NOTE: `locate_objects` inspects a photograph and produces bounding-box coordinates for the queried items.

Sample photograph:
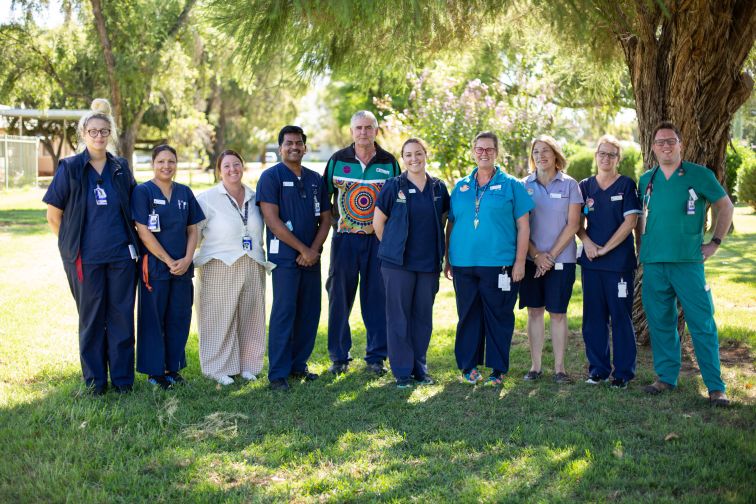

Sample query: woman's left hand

[512,261,525,282]
[170,256,192,276]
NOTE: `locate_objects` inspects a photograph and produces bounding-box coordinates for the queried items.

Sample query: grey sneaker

[523,370,543,381]
[366,362,387,376]
[553,372,571,384]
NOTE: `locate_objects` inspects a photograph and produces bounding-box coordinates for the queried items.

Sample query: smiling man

[637,121,734,406]
[257,125,332,391]
[323,110,401,376]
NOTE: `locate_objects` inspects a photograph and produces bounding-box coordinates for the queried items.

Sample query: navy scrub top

[255,162,331,270]
[131,181,205,279]
[45,160,131,264]
[578,175,641,272]
[376,177,450,273]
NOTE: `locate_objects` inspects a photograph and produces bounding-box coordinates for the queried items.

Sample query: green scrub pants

[641,262,725,392]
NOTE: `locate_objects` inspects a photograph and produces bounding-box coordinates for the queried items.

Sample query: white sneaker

[215,375,234,386]
[241,371,257,381]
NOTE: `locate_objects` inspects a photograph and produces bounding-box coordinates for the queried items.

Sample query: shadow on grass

[2,328,755,502]
[0,209,48,235]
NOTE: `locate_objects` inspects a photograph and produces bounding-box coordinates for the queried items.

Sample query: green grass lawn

[1,184,754,502]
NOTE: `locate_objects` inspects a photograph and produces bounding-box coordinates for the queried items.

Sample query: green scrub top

[638,161,726,263]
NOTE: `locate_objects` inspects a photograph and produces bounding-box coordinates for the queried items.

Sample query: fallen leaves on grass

[664,432,680,442]
[183,411,249,441]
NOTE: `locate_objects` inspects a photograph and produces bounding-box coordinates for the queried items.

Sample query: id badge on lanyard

[94,185,108,206]
[498,268,511,292]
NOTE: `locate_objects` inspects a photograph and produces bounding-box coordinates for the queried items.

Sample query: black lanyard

[225,194,249,226]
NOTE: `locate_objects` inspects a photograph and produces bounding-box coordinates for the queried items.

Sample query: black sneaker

[328,362,348,375]
[290,370,319,381]
[414,375,435,385]
[113,384,133,394]
[610,378,629,389]
[553,372,571,384]
[585,375,609,385]
[396,378,414,389]
[148,375,173,390]
[523,370,543,381]
[165,371,185,385]
[269,379,290,391]
[366,362,387,376]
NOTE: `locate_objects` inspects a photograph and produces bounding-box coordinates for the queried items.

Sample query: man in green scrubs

[638,121,734,406]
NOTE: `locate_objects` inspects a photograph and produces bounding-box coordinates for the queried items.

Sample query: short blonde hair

[595,134,622,160]
[528,135,567,172]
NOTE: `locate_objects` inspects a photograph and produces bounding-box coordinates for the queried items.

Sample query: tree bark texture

[617,0,756,345]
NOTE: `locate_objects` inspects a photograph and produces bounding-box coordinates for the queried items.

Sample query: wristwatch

[711,237,722,245]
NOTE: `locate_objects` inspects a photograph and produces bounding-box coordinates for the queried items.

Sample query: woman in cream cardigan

[195,150,273,385]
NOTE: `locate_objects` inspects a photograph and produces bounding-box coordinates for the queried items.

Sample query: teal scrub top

[638,161,726,263]
[448,167,534,267]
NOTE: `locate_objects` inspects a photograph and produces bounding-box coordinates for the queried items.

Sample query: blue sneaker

[462,369,483,384]
[396,378,414,389]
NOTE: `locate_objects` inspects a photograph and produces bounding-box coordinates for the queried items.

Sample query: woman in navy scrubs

[44,99,140,395]
[373,138,450,388]
[520,136,583,384]
[577,135,641,388]
[131,145,205,389]
[444,132,534,385]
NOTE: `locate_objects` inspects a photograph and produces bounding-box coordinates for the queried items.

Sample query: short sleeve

[42,162,70,210]
[255,170,280,206]
[578,179,588,205]
[512,180,535,219]
[440,182,451,214]
[697,167,727,203]
[130,184,151,225]
[622,178,642,215]
[186,187,205,225]
[375,179,395,216]
[567,178,584,204]
[318,175,332,212]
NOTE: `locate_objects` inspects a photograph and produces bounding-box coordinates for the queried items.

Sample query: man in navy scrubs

[257,125,332,391]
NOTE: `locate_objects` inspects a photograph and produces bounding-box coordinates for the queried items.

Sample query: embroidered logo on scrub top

[527,188,534,195]
[397,190,406,200]
[460,184,470,192]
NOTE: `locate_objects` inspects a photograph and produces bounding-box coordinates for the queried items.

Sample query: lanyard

[225,194,249,226]
[473,168,497,229]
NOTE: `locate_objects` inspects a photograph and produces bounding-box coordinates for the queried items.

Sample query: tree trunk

[618,0,756,345]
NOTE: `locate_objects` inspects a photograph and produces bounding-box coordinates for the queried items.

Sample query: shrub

[565,145,594,182]
[726,141,756,203]
[618,146,643,182]
[737,153,756,211]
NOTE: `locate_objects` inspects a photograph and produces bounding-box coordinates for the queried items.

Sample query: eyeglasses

[295,178,307,199]
[87,128,111,138]
[597,151,619,160]
[653,138,679,147]
[474,147,496,155]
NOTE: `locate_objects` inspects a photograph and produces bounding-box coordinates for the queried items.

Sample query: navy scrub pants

[63,259,137,388]
[581,269,637,381]
[452,266,519,373]
[136,276,193,376]
[381,266,439,380]
[268,266,322,381]
[326,233,387,365]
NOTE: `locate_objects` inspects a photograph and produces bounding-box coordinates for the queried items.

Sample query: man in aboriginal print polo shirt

[323,110,401,376]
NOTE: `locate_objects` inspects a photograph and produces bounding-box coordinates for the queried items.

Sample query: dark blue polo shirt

[376,177,450,273]
[578,175,641,272]
[131,181,205,279]
[46,160,131,264]
[255,162,331,269]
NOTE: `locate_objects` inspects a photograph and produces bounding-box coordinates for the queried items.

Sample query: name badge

[153,198,166,205]
[408,188,416,194]
[618,279,628,298]
[611,195,623,201]
[376,168,390,175]
[128,244,138,260]
[549,193,563,199]
[687,198,695,215]
[94,186,108,206]
[490,184,501,190]
[147,213,161,232]
[283,181,294,187]
[314,201,321,217]
[242,235,252,251]
[498,272,511,292]
[555,262,564,270]
[269,238,280,254]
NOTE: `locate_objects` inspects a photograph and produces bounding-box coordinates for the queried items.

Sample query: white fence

[0,135,39,190]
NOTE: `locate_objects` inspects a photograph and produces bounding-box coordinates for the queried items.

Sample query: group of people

[44,100,734,406]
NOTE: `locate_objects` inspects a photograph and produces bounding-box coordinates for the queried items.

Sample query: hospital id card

[242,235,252,251]
[498,272,511,292]
[618,280,628,298]
[94,186,108,206]
[555,262,564,271]
[269,238,279,254]
[147,213,161,232]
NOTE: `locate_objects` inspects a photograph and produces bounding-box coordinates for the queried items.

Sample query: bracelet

[533,252,540,260]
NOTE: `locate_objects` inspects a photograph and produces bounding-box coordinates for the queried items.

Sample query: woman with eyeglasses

[131,144,205,389]
[43,99,140,395]
[373,138,450,389]
[520,135,583,385]
[577,135,642,389]
[444,132,534,386]
[194,150,273,386]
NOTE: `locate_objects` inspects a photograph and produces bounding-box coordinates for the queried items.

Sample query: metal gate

[0,135,39,190]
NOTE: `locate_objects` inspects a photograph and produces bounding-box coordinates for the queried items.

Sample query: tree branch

[89,0,122,122]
